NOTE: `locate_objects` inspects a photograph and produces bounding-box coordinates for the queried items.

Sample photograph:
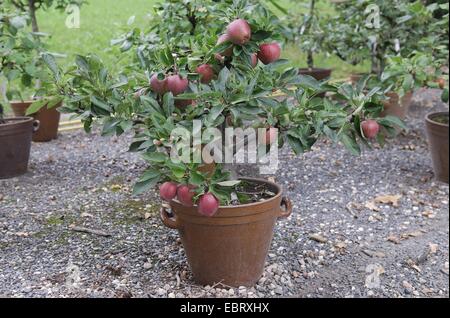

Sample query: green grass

[37,0,158,66]
[2,0,369,115]
[36,0,368,78]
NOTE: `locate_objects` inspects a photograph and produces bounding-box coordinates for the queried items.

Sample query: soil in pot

[0,117,37,179]
[10,101,61,142]
[425,112,449,183]
[381,91,413,119]
[160,178,292,287]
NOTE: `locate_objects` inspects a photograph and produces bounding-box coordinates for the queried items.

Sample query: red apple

[261,127,278,145]
[196,64,215,84]
[177,185,196,207]
[198,193,220,217]
[159,182,178,201]
[217,34,233,57]
[251,53,258,68]
[257,43,281,65]
[166,74,189,96]
[226,19,251,45]
[361,120,380,139]
[436,78,446,89]
[150,74,168,95]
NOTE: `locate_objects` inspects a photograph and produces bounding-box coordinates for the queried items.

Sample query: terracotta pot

[349,73,369,85]
[0,117,39,179]
[10,101,61,142]
[298,68,333,81]
[160,178,293,287]
[425,112,449,183]
[381,91,413,119]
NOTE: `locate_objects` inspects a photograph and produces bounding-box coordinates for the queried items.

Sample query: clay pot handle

[279,197,293,218]
[160,206,179,229]
[32,120,40,132]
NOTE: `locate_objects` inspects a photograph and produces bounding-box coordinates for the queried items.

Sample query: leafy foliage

[381,52,448,101]
[35,0,406,204]
[283,0,328,69]
[0,6,48,100]
[327,0,443,75]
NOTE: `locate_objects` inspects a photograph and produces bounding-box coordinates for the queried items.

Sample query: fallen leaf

[429,243,438,254]
[144,212,152,220]
[365,200,380,212]
[14,232,30,237]
[374,194,402,207]
[110,184,122,192]
[422,210,435,218]
[334,241,347,250]
[362,249,386,258]
[401,231,423,239]
[309,234,328,244]
[387,235,400,244]
[406,259,421,272]
[81,212,93,218]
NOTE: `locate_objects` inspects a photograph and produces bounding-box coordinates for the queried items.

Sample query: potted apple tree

[39,1,405,287]
[0,8,40,179]
[285,0,332,81]
[5,0,84,142]
[328,0,442,118]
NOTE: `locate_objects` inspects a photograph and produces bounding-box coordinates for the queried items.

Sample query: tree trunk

[28,0,39,32]
[307,50,314,70]
[306,0,316,69]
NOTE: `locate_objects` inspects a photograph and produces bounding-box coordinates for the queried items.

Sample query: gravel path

[0,89,448,298]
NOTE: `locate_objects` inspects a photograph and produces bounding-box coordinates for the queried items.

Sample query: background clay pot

[381,91,413,119]
[349,73,369,85]
[0,117,39,179]
[10,101,61,142]
[298,68,332,81]
[160,178,293,287]
[425,112,449,183]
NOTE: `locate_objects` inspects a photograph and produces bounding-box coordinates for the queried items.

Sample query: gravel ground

[0,89,448,298]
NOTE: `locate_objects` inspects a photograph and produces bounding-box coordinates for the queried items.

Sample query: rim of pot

[0,117,34,126]
[426,111,449,128]
[172,177,282,209]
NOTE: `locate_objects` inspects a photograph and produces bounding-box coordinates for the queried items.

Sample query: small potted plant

[328,0,440,81]
[379,52,447,118]
[0,103,39,179]
[5,0,84,142]
[285,0,332,81]
[41,1,404,287]
[0,7,42,178]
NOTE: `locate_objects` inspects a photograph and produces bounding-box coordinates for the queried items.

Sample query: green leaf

[26,100,47,116]
[286,135,304,155]
[142,152,167,163]
[91,96,112,113]
[42,53,61,80]
[216,180,241,187]
[378,115,407,130]
[163,92,175,117]
[189,170,205,186]
[340,133,361,155]
[133,174,161,195]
